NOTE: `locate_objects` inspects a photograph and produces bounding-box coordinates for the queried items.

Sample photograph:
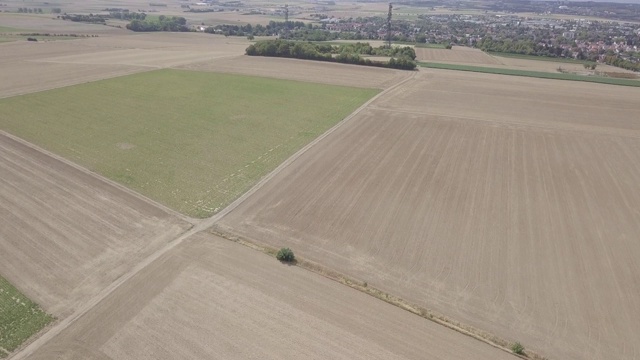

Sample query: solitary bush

[276,247,295,262]
[511,342,525,355]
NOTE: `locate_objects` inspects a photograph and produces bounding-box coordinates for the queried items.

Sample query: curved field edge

[0,69,379,218]
[209,228,539,360]
[0,277,53,358]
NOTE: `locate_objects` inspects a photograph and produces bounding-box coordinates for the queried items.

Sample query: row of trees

[109,11,146,21]
[245,40,416,70]
[17,8,44,13]
[60,14,106,24]
[126,16,188,32]
[602,54,640,72]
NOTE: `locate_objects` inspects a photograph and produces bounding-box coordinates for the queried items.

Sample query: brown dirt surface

[492,55,639,76]
[0,132,191,319]
[0,33,249,99]
[178,55,411,89]
[416,46,502,65]
[217,69,640,360]
[26,233,515,360]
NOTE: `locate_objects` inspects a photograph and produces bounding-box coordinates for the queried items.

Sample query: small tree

[511,342,525,355]
[276,248,295,262]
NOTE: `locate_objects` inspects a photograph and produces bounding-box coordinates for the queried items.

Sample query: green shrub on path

[276,248,295,262]
[511,342,525,355]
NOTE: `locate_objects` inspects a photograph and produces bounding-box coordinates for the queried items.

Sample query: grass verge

[209,227,547,360]
[0,69,378,218]
[0,277,53,358]
[419,61,640,87]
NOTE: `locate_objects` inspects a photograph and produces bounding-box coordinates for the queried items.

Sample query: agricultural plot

[25,233,515,360]
[0,33,249,99]
[217,69,640,360]
[179,55,410,89]
[0,69,378,217]
[0,277,52,358]
[415,46,501,65]
[0,132,190,321]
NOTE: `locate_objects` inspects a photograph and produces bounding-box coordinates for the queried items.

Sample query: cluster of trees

[245,40,416,70]
[17,8,44,13]
[333,42,416,60]
[109,11,146,20]
[126,16,188,32]
[602,54,640,72]
[60,14,106,24]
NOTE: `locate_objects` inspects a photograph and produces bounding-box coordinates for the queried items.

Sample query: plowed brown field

[218,69,640,360]
[0,132,190,319]
[0,33,249,98]
[26,233,515,360]
[179,55,410,89]
[415,46,502,65]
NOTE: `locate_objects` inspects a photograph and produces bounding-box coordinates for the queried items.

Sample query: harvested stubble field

[218,69,640,360]
[0,69,378,217]
[415,46,502,65]
[25,233,515,360]
[0,277,52,358]
[0,33,249,99]
[0,132,190,321]
[179,55,411,89]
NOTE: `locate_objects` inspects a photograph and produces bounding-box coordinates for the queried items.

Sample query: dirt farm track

[218,70,640,360]
[1,29,640,360]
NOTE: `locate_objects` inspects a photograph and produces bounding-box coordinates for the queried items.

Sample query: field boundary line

[5,68,410,360]
[0,67,152,100]
[207,70,416,223]
[209,228,547,360]
[0,131,197,225]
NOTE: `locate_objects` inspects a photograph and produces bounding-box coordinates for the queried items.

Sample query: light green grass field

[0,277,53,358]
[0,69,378,218]
[419,61,640,87]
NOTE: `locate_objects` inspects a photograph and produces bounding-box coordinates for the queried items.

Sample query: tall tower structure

[387,3,393,48]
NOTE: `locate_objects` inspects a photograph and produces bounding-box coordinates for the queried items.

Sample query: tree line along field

[0,69,378,218]
[0,277,52,358]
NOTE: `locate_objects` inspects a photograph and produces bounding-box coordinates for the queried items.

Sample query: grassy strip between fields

[419,61,640,87]
[0,277,53,358]
[209,227,545,360]
[0,69,378,218]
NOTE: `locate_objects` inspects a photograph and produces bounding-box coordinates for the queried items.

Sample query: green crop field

[418,61,640,87]
[0,277,53,358]
[0,69,378,218]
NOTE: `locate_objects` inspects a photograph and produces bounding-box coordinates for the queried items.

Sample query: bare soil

[0,132,190,319]
[0,33,249,98]
[178,55,411,89]
[218,69,640,360]
[26,233,515,360]
[416,46,502,65]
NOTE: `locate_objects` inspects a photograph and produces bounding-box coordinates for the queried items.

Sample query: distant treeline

[246,40,417,70]
[206,21,366,41]
[60,14,107,24]
[602,55,640,72]
[127,16,188,32]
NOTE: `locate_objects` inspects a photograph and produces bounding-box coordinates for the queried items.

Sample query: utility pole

[387,3,393,48]
[284,4,289,39]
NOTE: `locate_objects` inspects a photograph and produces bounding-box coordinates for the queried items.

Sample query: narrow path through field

[8,70,416,360]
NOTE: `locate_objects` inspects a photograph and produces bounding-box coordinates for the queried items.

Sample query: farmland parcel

[0,69,378,217]
[0,277,52,358]
[218,69,640,360]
